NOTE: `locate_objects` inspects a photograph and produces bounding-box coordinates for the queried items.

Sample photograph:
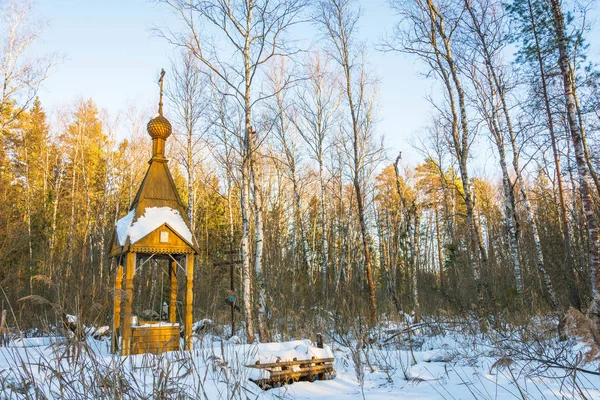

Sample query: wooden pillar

[121,252,135,356]
[184,253,194,350]
[169,259,177,323]
[111,263,123,353]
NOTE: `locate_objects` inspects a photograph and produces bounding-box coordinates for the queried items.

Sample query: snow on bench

[245,339,335,390]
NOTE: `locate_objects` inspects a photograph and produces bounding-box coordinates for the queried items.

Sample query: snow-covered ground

[0,320,598,399]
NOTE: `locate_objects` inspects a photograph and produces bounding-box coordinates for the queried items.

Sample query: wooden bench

[246,356,336,390]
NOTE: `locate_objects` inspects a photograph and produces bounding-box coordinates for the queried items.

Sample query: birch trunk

[249,130,268,341]
[435,203,444,287]
[524,0,579,307]
[319,157,328,298]
[240,160,254,342]
[411,213,421,323]
[549,0,600,328]
[425,0,484,310]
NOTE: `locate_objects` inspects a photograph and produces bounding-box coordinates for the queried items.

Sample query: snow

[248,340,333,365]
[93,326,109,335]
[115,210,135,246]
[0,321,598,399]
[115,207,193,246]
[8,337,66,347]
[136,322,178,328]
[192,318,213,333]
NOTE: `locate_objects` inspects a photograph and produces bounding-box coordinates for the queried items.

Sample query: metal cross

[158,68,166,115]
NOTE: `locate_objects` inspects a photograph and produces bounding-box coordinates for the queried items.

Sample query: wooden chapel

[109,70,199,355]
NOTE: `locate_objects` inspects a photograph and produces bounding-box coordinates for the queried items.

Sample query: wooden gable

[129,223,195,254]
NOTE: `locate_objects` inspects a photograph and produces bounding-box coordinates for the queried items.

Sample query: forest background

[1,0,600,342]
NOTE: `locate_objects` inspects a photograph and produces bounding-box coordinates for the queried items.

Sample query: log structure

[109,70,199,355]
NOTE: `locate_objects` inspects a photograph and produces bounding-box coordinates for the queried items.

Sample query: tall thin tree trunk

[394,156,420,322]
[343,57,376,326]
[187,121,195,233]
[249,130,268,342]
[523,0,580,309]
[549,0,600,330]
[292,176,312,283]
[68,145,78,285]
[319,157,328,299]
[240,158,254,342]
[435,203,444,288]
[571,67,600,197]
[411,213,421,323]
[426,1,485,314]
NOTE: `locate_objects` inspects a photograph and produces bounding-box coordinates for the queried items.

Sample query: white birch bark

[549,0,600,327]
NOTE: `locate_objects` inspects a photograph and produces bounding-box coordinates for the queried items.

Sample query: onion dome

[147,68,171,158]
[147,114,172,139]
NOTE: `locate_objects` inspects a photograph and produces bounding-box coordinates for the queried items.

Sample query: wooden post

[185,254,194,350]
[121,252,135,356]
[0,309,7,347]
[316,333,323,349]
[111,263,123,353]
[170,259,177,323]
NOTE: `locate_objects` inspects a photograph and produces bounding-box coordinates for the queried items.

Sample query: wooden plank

[121,252,135,356]
[250,364,336,390]
[131,338,180,355]
[133,326,178,331]
[184,254,193,350]
[270,365,333,378]
[133,326,179,332]
[132,335,179,342]
[246,357,334,369]
[133,340,180,347]
[0,309,6,346]
[132,330,179,335]
[132,330,179,337]
[132,336,179,343]
[111,264,123,353]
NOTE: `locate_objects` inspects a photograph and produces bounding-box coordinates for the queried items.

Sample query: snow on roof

[116,207,193,246]
[116,210,135,246]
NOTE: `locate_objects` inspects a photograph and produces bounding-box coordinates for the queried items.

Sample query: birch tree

[315,0,381,324]
[548,0,600,333]
[267,60,313,285]
[463,0,564,333]
[167,52,211,233]
[293,51,340,298]
[158,0,306,342]
[0,0,56,126]
[394,155,421,322]
[387,0,486,315]
[506,0,582,309]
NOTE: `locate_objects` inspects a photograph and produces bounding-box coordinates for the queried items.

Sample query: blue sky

[32,0,430,165]
[30,0,600,172]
